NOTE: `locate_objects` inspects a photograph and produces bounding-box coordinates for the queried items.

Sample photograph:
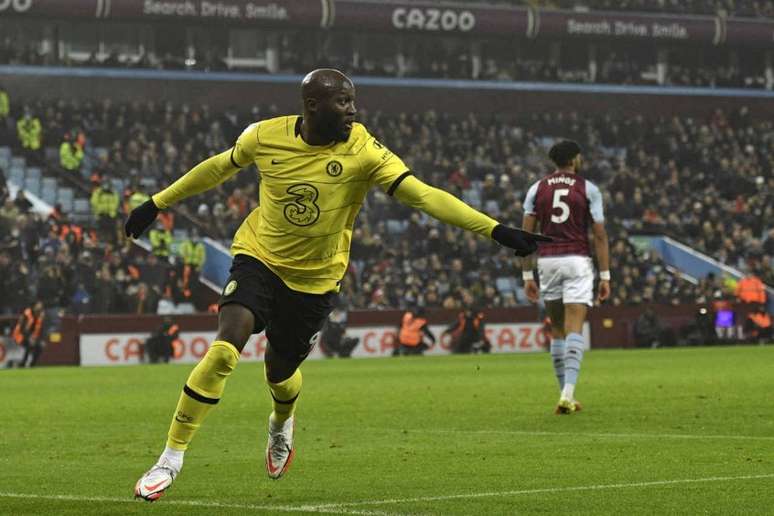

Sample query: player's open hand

[491,224,552,257]
[597,280,610,303]
[524,279,539,304]
[124,198,160,238]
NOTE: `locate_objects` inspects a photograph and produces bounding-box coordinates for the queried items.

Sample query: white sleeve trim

[523,181,540,215]
[586,180,605,223]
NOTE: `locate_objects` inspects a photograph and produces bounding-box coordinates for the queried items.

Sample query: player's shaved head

[300,68,357,144]
[302,69,353,101]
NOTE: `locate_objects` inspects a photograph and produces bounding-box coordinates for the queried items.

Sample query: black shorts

[219,254,337,361]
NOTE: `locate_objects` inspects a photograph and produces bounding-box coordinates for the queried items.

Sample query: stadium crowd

[0,96,772,317]
[1,32,770,90]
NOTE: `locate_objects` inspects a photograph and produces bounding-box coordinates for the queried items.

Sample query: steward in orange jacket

[745,305,772,343]
[736,275,766,304]
[12,300,45,367]
[398,307,436,355]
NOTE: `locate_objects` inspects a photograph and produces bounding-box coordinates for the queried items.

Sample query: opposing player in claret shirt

[125,69,549,501]
[521,140,610,415]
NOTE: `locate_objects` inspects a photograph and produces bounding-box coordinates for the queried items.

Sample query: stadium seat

[176,303,196,314]
[0,146,11,159]
[111,178,125,193]
[41,187,58,205]
[41,177,58,192]
[58,187,75,204]
[24,177,41,196]
[26,167,42,181]
[9,167,25,186]
[44,147,59,164]
[60,197,74,213]
[140,177,158,190]
[495,276,517,294]
[73,198,90,214]
[11,156,26,169]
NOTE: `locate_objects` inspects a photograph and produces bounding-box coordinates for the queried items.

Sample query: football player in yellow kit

[127,69,549,501]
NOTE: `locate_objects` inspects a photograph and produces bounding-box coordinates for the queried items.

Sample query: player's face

[319,83,357,142]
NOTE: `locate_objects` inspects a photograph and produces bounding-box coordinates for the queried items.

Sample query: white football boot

[134,457,178,501]
[265,415,295,479]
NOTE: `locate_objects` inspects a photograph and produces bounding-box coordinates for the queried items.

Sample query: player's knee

[206,341,240,374]
[216,304,255,350]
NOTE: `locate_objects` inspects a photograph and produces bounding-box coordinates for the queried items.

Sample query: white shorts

[538,255,594,306]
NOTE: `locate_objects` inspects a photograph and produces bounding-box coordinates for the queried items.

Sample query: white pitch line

[0,491,391,515]
[3,474,773,514]
[371,427,774,441]
[299,473,774,511]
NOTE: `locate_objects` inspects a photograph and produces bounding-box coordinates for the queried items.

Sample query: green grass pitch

[1,345,773,515]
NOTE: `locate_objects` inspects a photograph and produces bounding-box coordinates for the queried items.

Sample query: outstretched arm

[125,149,241,238]
[392,174,550,256]
[126,123,259,238]
[152,149,241,209]
[392,174,497,237]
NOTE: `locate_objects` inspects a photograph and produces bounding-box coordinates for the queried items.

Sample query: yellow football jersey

[230,115,409,294]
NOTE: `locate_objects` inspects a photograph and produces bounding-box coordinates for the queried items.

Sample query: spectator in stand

[15,107,42,162]
[59,131,84,172]
[0,84,9,139]
[179,228,205,271]
[0,251,28,315]
[90,180,120,244]
[128,282,157,314]
[125,182,150,215]
[13,189,32,214]
[0,171,6,205]
[0,97,771,314]
[149,220,173,258]
[178,227,205,303]
[0,197,18,231]
[92,263,118,314]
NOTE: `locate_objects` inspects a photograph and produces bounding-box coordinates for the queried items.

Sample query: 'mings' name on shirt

[547,176,577,186]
